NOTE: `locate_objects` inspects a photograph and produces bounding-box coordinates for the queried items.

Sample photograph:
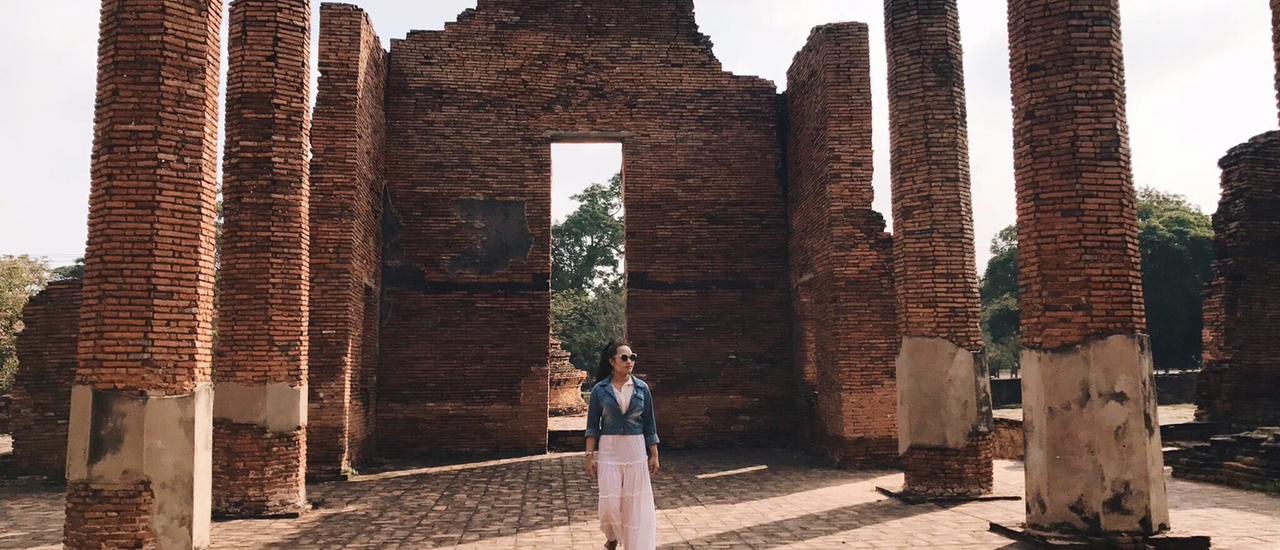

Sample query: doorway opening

[547,142,625,445]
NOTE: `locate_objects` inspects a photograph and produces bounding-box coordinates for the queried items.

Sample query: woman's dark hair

[596,340,628,384]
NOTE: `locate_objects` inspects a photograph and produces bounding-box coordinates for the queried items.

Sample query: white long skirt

[596,434,656,549]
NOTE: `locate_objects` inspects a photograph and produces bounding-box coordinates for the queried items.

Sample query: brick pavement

[2,453,1277,549]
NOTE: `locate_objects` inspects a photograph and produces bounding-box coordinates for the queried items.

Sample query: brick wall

[68,0,223,545]
[1008,0,1145,351]
[213,0,311,515]
[309,2,386,476]
[377,0,792,454]
[786,23,899,466]
[11,279,80,477]
[1197,132,1280,428]
[885,0,992,495]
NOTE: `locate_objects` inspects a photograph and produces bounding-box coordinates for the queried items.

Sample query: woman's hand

[648,453,660,476]
[586,453,598,480]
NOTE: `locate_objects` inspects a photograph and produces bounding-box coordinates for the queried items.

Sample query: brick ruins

[1197,132,1280,429]
[10,280,80,477]
[884,0,993,497]
[548,338,587,416]
[786,23,899,467]
[212,0,312,517]
[6,0,1273,547]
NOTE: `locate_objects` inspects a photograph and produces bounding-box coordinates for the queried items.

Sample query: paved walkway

[2,452,1278,549]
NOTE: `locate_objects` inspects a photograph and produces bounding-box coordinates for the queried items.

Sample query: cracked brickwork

[213,0,311,515]
[377,0,791,455]
[786,23,899,466]
[308,2,385,477]
[10,279,80,478]
[1197,131,1280,428]
[885,0,992,496]
[66,0,223,546]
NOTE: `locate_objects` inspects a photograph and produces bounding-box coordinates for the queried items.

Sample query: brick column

[1197,132,1280,428]
[212,0,311,517]
[786,23,899,467]
[885,0,993,498]
[1008,0,1168,536]
[64,0,223,548]
[308,3,386,477]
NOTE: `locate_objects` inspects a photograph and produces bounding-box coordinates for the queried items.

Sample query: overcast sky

[0,0,1274,269]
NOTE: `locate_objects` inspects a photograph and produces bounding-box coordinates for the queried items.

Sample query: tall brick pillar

[1008,0,1168,536]
[787,23,899,467]
[64,0,223,548]
[308,3,386,478]
[212,0,311,516]
[1197,132,1280,428]
[885,0,993,497]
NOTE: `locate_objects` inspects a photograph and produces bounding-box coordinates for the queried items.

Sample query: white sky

[0,0,1274,269]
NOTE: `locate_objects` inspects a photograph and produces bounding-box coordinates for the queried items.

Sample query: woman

[584,341,660,550]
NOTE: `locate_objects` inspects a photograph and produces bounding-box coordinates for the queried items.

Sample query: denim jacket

[584,375,659,446]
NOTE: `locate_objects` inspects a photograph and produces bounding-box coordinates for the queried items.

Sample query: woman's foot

[602,541,618,550]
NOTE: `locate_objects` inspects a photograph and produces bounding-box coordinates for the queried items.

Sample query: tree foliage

[551,173,626,377]
[0,255,52,392]
[978,187,1215,374]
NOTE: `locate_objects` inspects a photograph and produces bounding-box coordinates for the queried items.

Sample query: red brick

[11,280,80,478]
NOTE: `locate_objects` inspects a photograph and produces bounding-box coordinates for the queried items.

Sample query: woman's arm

[585,387,601,479]
[644,388,660,475]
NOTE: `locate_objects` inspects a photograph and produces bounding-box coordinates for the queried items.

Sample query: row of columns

[887,0,1169,537]
[66,0,312,546]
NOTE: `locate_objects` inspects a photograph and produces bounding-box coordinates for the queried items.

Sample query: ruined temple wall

[1197,132,1280,428]
[309,2,385,475]
[1272,0,1280,124]
[379,0,791,454]
[10,279,80,477]
[786,23,898,466]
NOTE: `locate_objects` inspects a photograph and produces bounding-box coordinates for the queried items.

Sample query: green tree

[0,255,52,392]
[978,227,1021,376]
[551,173,626,376]
[1137,188,1213,371]
[552,173,624,293]
[52,257,85,281]
[977,187,1215,374]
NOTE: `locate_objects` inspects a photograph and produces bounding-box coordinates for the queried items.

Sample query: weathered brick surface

[10,280,80,478]
[212,422,306,517]
[885,0,991,495]
[77,0,222,395]
[308,2,385,476]
[1171,427,1280,492]
[1007,0,1146,352]
[786,23,899,466]
[1197,132,1280,428]
[214,0,311,513]
[67,0,223,545]
[377,0,792,454]
[991,417,1025,460]
[64,481,157,550]
[901,434,994,496]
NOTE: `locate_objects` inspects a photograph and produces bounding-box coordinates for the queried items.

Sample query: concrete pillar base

[65,383,213,550]
[1022,333,1169,536]
[896,336,994,496]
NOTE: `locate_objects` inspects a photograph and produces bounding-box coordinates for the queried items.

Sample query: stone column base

[65,383,213,550]
[901,434,994,498]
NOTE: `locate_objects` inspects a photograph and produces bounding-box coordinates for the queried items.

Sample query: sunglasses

[617,354,638,363]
